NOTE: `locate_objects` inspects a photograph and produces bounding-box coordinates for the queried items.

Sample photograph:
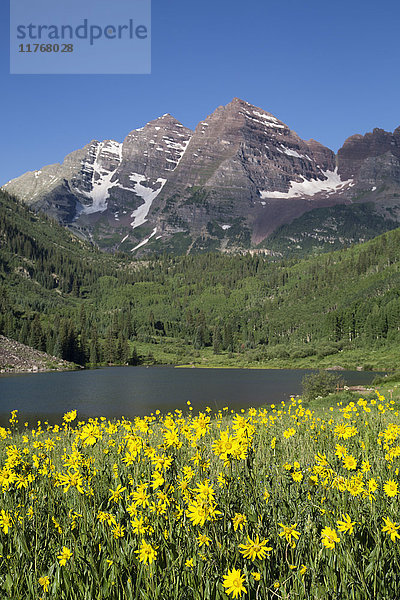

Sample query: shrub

[301,370,344,401]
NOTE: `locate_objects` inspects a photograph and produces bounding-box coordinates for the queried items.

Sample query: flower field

[0,393,400,599]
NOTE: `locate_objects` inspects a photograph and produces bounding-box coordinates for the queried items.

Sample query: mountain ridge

[4,98,400,255]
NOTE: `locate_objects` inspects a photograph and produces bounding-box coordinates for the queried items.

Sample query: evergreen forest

[1,190,400,370]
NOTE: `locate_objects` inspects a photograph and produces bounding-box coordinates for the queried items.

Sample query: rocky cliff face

[0,335,74,373]
[335,126,400,225]
[338,127,400,180]
[4,99,400,254]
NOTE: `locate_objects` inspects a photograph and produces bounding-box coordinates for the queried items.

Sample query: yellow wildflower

[197,534,211,547]
[0,510,12,534]
[384,479,398,497]
[57,546,72,566]
[336,513,356,535]
[278,523,300,547]
[321,527,340,549]
[232,513,247,532]
[135,540,157,565]
[38,576,50,592]
[239,535,272,561]
[222,568,247,599]
[109,484,126,502]
[382,517,400,542]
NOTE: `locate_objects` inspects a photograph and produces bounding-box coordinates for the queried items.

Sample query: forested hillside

[262,202,399,258]
[1,190,400,370]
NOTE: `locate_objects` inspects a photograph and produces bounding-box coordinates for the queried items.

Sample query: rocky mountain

[4,98,400,255]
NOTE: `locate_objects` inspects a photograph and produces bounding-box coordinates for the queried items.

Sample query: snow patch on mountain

[164,139,188,151]
[130,175,167,229]
[260,169,354,199]
[248,110,286,129]
[103,140,122,158]
[80,141,122,215]
[175,139,190,166]
[132,227,158,251]
[279,145,308,159]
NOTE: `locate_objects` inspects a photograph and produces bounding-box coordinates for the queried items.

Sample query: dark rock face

[4,99,400,254]
[338,127,400,180]
[336,126,400,224]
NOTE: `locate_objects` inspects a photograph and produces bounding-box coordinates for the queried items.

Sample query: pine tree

[213,324,222,354]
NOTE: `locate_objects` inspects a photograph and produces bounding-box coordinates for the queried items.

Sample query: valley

[1,188,400,372]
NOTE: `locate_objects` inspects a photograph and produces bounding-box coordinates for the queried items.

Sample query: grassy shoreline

[130,339,396,372]
[2,327,397,374]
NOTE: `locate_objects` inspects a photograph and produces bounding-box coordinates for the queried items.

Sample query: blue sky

[1,0,400,184]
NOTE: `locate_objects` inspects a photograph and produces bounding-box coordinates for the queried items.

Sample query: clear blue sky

[1,0,400,184]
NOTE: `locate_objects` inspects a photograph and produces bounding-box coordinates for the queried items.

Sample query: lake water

[0,366,383,426]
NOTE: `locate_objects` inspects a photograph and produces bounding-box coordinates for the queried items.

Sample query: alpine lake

[0,366,384,427]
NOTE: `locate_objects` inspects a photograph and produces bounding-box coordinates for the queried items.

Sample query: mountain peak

[4,100,400,256]
[229,96,251,105]
[153,113,185,126]
[128,113,190,136]
[222,98,288,128]
[225,97,261,112]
